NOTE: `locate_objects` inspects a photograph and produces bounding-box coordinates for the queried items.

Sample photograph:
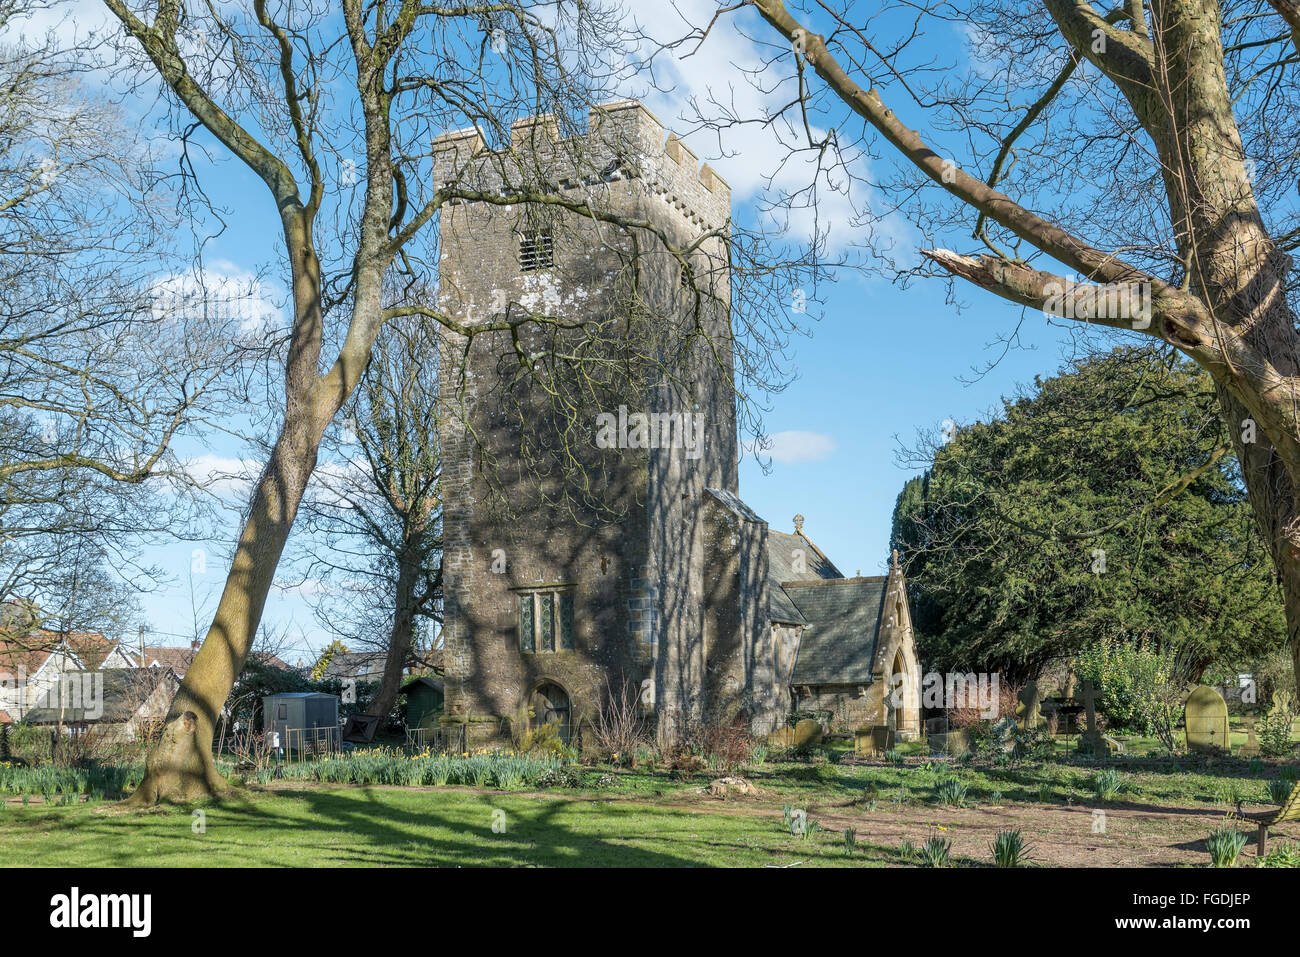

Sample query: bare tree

[0,0,253,663]
[295,313,442,724]
[670,0,1300,694]
[101,0,814,803]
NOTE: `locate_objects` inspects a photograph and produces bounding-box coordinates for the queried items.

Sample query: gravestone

[1076,680,1118,755]
[1185,685,1230,753]
[1016,680,1043,729]
[793,718,823,748]
[1241,716,1261,757]
[855,724,895,756]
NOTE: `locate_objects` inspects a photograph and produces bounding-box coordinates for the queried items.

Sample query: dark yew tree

[892,346,1282,681]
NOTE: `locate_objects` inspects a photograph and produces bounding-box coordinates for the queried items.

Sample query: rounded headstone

[1185,685,1230,752]
[793,718,823,748]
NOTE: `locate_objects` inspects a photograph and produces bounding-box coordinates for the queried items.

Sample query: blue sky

[17,1,1103,661]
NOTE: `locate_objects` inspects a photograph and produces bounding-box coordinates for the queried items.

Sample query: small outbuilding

[263,692,339,751]
[401,675,444,730]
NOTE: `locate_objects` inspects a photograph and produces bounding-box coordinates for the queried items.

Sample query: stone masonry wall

[433,100,739,744]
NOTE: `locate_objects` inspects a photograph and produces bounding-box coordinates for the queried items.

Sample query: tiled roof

[785,577,888,685]
[0,639,55,678]
[322,651,388,680]
[24,668,178,724]
[63,633,123,670]
[1,627,125,676]
[143,646,197,674]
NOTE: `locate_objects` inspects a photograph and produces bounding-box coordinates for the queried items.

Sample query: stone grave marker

[1185,685,1230,753]
[1241,716,1260,757]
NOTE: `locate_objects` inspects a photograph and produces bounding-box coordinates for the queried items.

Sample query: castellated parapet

[433,99,731,238]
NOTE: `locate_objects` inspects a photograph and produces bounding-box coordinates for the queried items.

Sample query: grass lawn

[0,784,902,867]
[3,746,1299,867]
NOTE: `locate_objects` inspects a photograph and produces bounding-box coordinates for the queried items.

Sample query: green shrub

[1075,638,1175,736]
[1258,692,1297,759]
[990,828,1031,867]
[1206,824,1248,868]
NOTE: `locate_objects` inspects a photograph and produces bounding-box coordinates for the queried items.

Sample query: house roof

[0,612,127,677]
[785,576,889,685]
[0,638,55,679]
[24,668,179,724]
[322,652,388,680]
[64,633,125,670]
[252,651,295,671]
[142,645,197,673]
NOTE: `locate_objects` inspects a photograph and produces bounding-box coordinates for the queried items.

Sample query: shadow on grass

[5,786,735,867]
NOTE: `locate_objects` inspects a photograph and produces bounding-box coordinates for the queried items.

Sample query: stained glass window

[559,592,575,650]
[539,593,555,652]
[519,594,535,652]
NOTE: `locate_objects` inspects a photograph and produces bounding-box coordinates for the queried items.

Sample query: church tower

[433,100,739,745]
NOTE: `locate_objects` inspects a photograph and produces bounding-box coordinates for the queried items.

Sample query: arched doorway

[530,681,571,745]
[888,649,918,738]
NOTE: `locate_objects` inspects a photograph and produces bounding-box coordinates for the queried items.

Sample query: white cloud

[149,263,285,335]
[618,0,915,258]
[758,430,836,464]
[182,453,261,498]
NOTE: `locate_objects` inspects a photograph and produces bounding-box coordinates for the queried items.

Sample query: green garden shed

[402,675,444,730]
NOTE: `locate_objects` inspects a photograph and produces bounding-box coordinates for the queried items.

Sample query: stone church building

[433,99,919,747]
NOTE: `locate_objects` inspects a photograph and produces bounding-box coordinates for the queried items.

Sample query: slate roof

[24,668,178,724]
[785,577,888,685]
[705,488,764,523]
[322,651,388,682]
[767,529,843,625]
[402,674,445,695]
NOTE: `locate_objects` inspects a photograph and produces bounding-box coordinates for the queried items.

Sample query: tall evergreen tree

[892,347,1283,682]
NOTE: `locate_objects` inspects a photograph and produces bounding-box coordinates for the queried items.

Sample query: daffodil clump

[278,746,571,790]
[0,762,144,800]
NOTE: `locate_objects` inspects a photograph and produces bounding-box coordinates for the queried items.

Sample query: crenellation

[433,98,731,233]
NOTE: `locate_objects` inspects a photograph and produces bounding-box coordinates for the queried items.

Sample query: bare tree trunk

[127,209,345,805]
[367,549,421,724]
[127,412,323,803]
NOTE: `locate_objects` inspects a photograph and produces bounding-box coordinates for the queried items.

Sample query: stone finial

[891,548,900,570]
[793,514,804,535]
